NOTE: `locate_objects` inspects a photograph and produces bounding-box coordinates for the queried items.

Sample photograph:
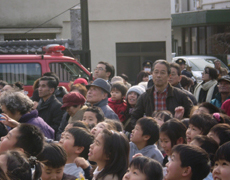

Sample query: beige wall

[88,0,172,71]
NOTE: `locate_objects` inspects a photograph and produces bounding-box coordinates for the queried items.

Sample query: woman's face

[127,92,138,107]
[202,68,211,82]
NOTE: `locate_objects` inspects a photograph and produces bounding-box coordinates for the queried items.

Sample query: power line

[24,3,80,34]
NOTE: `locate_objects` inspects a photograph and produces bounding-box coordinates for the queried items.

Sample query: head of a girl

[90,121,113,137]
[126,85,145,108]
[195,102,220,115]
[207,123,230,146]
[88,129,129,180]
[123,156,163,180]
[82,106,105,129]
[37,143,67,180]
[212,141,230,180]
[159,119,187,156]
[0,124,44,157]
[152,110,173,127]
[0,150,42,180]
[186,114,217,144]
[110,83,127,101]
[202,66,218,82]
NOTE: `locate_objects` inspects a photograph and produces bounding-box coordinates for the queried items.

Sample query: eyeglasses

[94,67,106,71]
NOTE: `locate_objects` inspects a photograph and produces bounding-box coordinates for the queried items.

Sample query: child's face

[58,124,73,146]
[41,165,64,180]
[213,159,230,180]
[88,132,107,167]
[0,154,7,173]
[186,124,202,144]
[61,132,77,156]
[165,152,186,180]
[90,122,107,137]
[207,131,220,145]
[0,127,20,153]
[159,132,172,156]
[127,92,138,107]
[130,124,144,145]
[82,111,98,127]
[122,165,147,180]
[154,115,164,127]
[111,88,123,101]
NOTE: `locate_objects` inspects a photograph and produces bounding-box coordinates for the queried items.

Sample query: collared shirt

[154,86,168,111]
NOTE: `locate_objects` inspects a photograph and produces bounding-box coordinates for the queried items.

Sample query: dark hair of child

[85,106,105,124]
[0,167,9,180]
[137,117,159,145]
[129,156,163,180]
[181,118,189,128]
[209,123,230,146]
[136,71,150,84]
[97,129,129,180]
[213,112,230,124]
[2,150,42,180]
[67,127,94,159]
[192,135,219,167]
[15,124,44,157]
[189,113,218,135]
[172,144,210,180]
[105,119,124,132]
[160,119,187,147]
[198,102,220,114]
[214,141,230,162]
[111,83,127,97]
[37,143,67,168]
[70,120,90,132]
[152,110,173,123]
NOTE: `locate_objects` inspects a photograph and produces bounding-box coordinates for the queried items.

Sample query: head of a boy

[186,114,217,144]
[37,143,67,180]
[165,144,210,180]
[63,127,94,159]
[0,124,44,157]
[131,117,159,147]
[110,83,127,101]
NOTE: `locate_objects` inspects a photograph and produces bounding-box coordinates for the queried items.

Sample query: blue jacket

[210,93,230,108]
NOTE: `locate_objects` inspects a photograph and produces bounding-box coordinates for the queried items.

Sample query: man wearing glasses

[93,61,115,83]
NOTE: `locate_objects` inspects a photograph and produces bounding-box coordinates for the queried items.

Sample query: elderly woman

[194,66,219,103]
[0,91,54,139]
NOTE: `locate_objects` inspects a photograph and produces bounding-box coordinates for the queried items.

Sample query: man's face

[179,64,185,71]
[215,61,221,69]
[93,64,110,80]
[152,63,169,88]
[218,80,230,94]
[169,67,181,86]
[38,80,53,99]
[86,86,107,105]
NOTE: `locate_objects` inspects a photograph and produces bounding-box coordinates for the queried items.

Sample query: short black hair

[152,60,171,75]
[98,61,115,79]
[198,102,220,114]
[39,76,58,90]
[170,63,181,76]
[172,144,210,180]
[214,141,230,162]
[111,83,127,97]
[152,110,173,123]
[120,73,129,81]
[209,123,230,146]
[204,66,218,80]
[43,72,60,85]
[137,117,159,145]
[85,106,105,124]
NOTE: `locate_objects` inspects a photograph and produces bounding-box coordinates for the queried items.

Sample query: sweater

[108,98,127,122]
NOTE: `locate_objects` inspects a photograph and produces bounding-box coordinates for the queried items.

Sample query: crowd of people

[0,59,229,180]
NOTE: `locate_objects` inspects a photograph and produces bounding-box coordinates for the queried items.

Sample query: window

[49,62,90,82]
[0,63,41,85]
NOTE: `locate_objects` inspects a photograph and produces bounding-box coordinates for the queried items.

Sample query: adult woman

[0,91,54,139]
[194,66,218,103]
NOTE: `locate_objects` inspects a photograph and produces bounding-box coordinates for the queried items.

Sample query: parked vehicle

[172,55,229,82]
[0,44,91,97]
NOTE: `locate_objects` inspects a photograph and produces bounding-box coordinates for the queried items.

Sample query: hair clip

[213,113,222,122]
[28,156,37,162]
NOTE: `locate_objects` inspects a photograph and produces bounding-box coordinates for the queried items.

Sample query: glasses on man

[94,67,106,71]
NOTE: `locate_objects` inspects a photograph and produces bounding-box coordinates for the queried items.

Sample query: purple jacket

[19,109,54,139]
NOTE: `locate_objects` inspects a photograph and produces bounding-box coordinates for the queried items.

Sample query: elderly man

[86,78,119,120]
[130,60,193,129]
[211,75,230,108]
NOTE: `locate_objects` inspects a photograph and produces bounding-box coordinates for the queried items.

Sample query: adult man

[86,78,119,120]
[211,75,230,108]
[214,59,228,78]
[131,60,193,128]
[175,58,193,78]
[93,61,115,82]
[37,76,64,135]
[142,60,153,72]
[169,63,197,105]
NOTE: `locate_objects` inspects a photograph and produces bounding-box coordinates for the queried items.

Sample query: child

[0,150,42,180]
[186,113,218,144]
[152,110,173,127]
[207,123,230,146]
[88,129,129,180]
[37,143,76,180]
[105,119,124,132]
[159,119,187,166]
[212,141,230,180]
[122,156,163,180]
[62,127,94,178]
[108,83,127,122]
[0,124,44,157]
[82,106,105,129]
[90,121,114,137]
[165,144,210,180]
[129,117,163,164]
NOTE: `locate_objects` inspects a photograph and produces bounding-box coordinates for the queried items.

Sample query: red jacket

[108,98,127,122]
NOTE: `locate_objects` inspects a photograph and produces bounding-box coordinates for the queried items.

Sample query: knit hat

[61,92,86,109]
[126,85,145,98]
